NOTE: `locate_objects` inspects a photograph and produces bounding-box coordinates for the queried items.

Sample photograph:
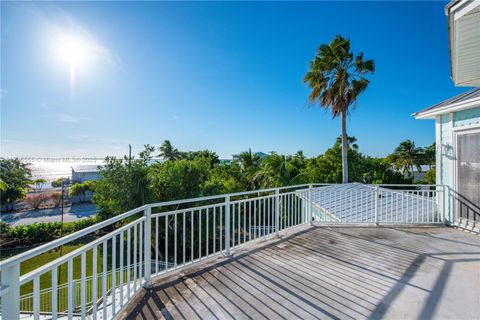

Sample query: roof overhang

[413,95,480,119]
[446,0,480,87]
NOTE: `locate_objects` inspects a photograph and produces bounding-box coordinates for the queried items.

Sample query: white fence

[0,183,446,320]
[299,184,445,224]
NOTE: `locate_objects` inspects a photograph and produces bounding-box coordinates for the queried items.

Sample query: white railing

[0,183,446,320]
[0,184,313,320]
[300,184,446,225]
[148,185,310,278]
[15,261,175,316]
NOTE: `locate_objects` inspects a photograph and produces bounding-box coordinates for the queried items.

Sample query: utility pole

[129,144,132,166]
[61,178,65,235]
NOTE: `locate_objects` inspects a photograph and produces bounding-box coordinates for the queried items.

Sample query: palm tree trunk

[341,111,348,183]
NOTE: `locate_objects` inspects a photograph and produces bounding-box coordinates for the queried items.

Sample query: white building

[71,165,101,184]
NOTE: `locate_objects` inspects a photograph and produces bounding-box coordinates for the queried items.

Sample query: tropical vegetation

[304,35,375,183]
[0,158,31,210]
[92,137,432,219]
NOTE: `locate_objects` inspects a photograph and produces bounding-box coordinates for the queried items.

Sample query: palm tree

[254,153,306,188]
[335,135,359,151]
[158,140,181,161]
[234,149,262,189]
[390,140,423,178]
[423,143,436,169]
[304,35,374,183]
[234,149,261,172]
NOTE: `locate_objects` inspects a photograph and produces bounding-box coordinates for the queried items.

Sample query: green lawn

[1,236,105,296]
[1,235,140,312]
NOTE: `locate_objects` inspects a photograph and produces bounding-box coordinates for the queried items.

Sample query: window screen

[457,131,480,207]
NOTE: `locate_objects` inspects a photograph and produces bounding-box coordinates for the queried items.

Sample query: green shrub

[0,217,98,248]
[51,178,70,188]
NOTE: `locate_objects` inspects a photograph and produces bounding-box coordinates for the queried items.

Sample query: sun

[53,34,94,89]
[57,35,91,68]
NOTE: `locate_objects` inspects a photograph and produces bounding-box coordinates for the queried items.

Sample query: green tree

[93,146,154,219]
[254,153,306,188]
[302,136,366,183]
[361,157,412,184]
[182,150,220,167]
[423,143,436,169]
[304,35,374,183]
[148,157,211,202]
[233,149,263,189]
[32,178,47,192]
[51,177,70,188]
[422,167,436,184]
[0,158,31,210]
[0,179,7,192]
[69,181,94,202]
[158,140,181,161]
[388,140,423,178]
[201,165,243,195]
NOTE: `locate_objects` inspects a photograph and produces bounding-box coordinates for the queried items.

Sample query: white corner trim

[454,0,480,21]
[435,116,442,185]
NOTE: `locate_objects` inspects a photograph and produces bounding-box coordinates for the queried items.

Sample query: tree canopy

[91,137,425,218]
[0,158,31,208]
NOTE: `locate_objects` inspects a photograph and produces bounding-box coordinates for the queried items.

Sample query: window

[457,130,480,207]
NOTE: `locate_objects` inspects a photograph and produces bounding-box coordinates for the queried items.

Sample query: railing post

[224,196,231,256]
[309,184,313,226]
[275,188,280,237]
[446,185,451,225]
[374,185,379,226]
[1,263,20,319]
[442,186,447,225]
[143,205,152,289]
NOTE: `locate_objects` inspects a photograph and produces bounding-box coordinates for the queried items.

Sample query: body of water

[21,158,106,182]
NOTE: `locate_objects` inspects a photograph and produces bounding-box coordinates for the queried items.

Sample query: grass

[1,235,138,312]
[1,235,104,296]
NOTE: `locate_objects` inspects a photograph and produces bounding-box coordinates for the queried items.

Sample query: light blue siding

[438,106,480,222]
[453,107,480,128]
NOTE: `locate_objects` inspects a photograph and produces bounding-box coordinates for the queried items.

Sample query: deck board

[121,226,480,320]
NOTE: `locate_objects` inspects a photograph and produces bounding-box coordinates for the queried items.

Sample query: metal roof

[297,183,438,223]
[71,165,102,173]
[413,87,480,118]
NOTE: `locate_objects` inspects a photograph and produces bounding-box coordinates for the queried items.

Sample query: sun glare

[53,34,95,89]
[57,35,91,67]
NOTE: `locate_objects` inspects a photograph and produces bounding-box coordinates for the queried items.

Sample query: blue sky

[1,1,469,159]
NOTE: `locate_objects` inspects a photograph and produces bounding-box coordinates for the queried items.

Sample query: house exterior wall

[437,106,480,222]
[71,171,100,183]
[453,107,480,128]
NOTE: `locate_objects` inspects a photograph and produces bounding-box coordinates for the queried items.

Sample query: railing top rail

[147,183,321,208]
[0,205,147,268]
[375,184,445,187]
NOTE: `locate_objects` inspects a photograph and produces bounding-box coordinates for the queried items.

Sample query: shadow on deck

[121,226,480,320]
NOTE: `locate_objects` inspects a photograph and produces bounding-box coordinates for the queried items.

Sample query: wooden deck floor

[120,226,480,320]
